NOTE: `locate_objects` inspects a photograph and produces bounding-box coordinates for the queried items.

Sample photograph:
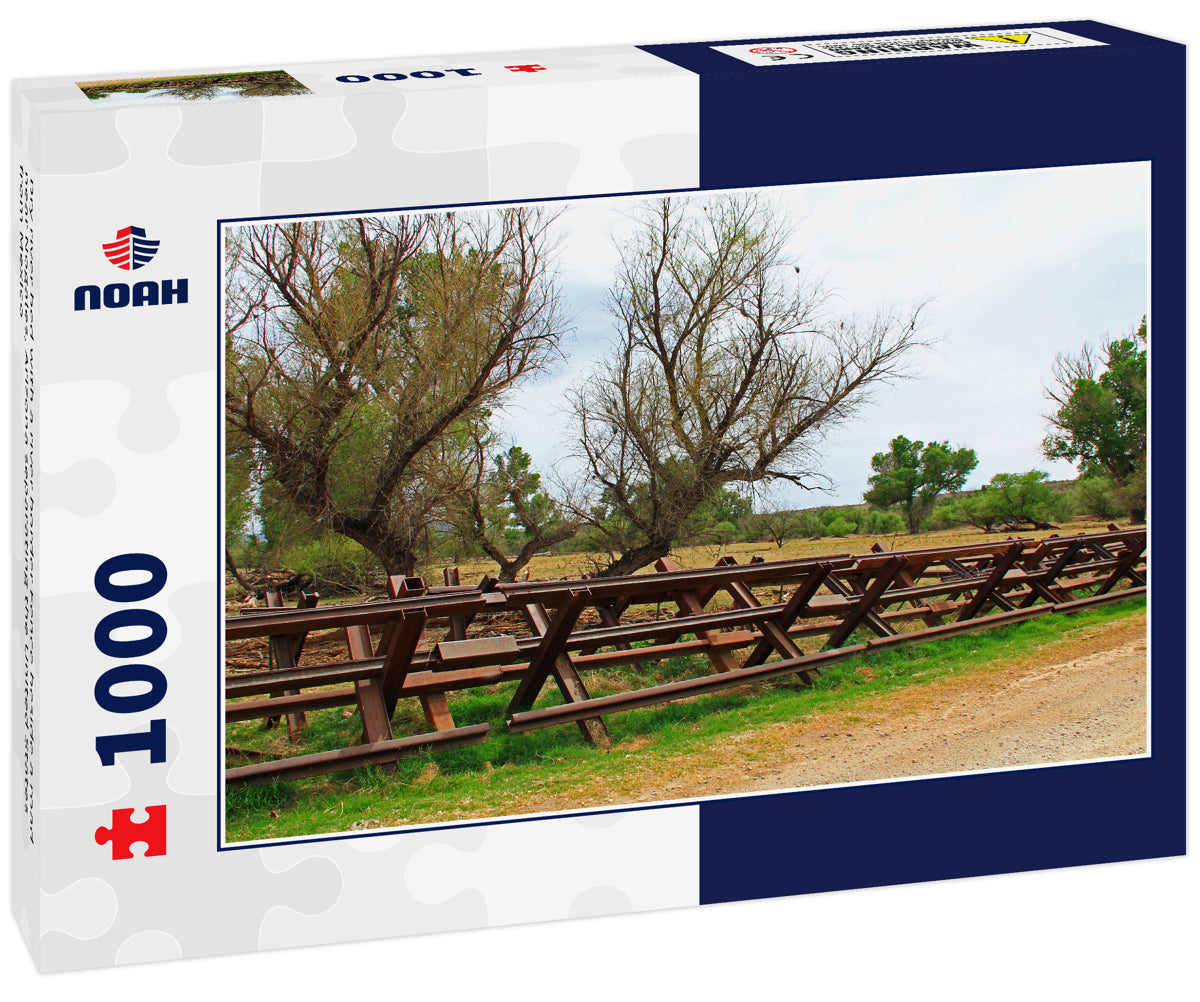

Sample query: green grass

[225,596,1145,842]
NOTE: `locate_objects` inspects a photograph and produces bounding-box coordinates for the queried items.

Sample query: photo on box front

[221,162,1149,844]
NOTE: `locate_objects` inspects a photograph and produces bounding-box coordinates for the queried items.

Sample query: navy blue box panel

[641,22,1186,906]
[698,758,1186,904]
[640,20,1179,75]
[642,21,1185,188]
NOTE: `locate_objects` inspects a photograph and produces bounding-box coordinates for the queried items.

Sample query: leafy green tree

[949,471,1056,533]
[224,209,565,576]
[225,432,256,549]
[457,445,580,582]
[697,486,753,528]
[985,471,1055,528]
[946,493,1002,533]
[224,431,259,592]
[694,486,752,544]
[1043,320,1146,522]
[1070,475,1125,520]
[863,435,978,533]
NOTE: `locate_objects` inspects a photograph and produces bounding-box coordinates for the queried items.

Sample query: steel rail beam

[226,723,492,787]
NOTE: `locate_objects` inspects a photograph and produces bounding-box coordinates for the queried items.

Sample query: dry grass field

[434,515,1125,585]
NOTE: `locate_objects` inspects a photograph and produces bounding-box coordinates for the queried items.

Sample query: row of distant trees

[225,191,1145,589]
[859,317,1146,533]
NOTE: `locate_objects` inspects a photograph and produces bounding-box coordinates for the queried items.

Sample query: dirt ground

[637,611,1148,802]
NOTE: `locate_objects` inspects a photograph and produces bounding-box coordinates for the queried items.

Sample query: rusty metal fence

[224,528,1146,787]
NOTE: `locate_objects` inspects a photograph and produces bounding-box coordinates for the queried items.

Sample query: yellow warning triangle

[971,33,1031,44]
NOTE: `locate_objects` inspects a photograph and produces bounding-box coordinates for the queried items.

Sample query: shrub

[826,516,856,537]
[713,520,738,546]
[867,509,908,534]
[1071,475,1124,520]
[1049,489,1077,524]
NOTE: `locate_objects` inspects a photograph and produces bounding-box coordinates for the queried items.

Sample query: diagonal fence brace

[823,567,899,641]
[1095,537,1147,595]
[655,556,739,673]
[826,557,905,649]
[507,591,612,747]
[956,543,1023,622]
[742,563,834,669]
[1021,538,1084,607]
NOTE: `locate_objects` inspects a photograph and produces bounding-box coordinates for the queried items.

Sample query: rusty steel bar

[226,723,492,787]
[225,591,503,639]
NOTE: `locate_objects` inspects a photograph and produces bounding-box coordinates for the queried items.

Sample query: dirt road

[644,612,1148,800]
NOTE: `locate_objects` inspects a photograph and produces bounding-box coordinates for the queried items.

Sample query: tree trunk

[493,527,579,582]
[597,543,672,578]
[364,538,417,578]
[224,547,255,593]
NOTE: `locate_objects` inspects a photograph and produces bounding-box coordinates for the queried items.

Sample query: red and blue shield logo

[102,225,160,271]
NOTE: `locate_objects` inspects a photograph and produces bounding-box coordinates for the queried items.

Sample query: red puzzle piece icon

[95,805,167,860]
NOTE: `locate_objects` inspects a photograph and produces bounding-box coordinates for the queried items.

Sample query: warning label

[714,27,1104,67]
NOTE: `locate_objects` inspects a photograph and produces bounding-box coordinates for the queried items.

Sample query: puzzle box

[11,20,1183,971]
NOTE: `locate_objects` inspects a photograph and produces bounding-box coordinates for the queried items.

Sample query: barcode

[818,39,981,56]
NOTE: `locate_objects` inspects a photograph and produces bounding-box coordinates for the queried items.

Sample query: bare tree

[225,208,566,575]
[571,194,930,576]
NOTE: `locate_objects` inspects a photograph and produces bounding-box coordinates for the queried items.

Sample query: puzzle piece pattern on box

[486,75,699,198]
[255,68,697,214]
[38,109,130,175]
[258,92,490,215]
[391,86,489,153]
[38,789,342,969]
[256,826,490,949]
[167,100,263,166]
[621,133,702,193]
[256,807,699,949]
[403,808,700,926]
[261,97,357,162]
[488,143,582,200]
[115,930,184,965]
[41,459,116,518]
[40,878,119,941]
[38,375,215,596]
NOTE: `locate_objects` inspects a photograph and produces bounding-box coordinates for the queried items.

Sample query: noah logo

[74,225,187,311]
[102,225,160,271]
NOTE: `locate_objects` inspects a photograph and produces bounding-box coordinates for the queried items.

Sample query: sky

[488,161,1149,509]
